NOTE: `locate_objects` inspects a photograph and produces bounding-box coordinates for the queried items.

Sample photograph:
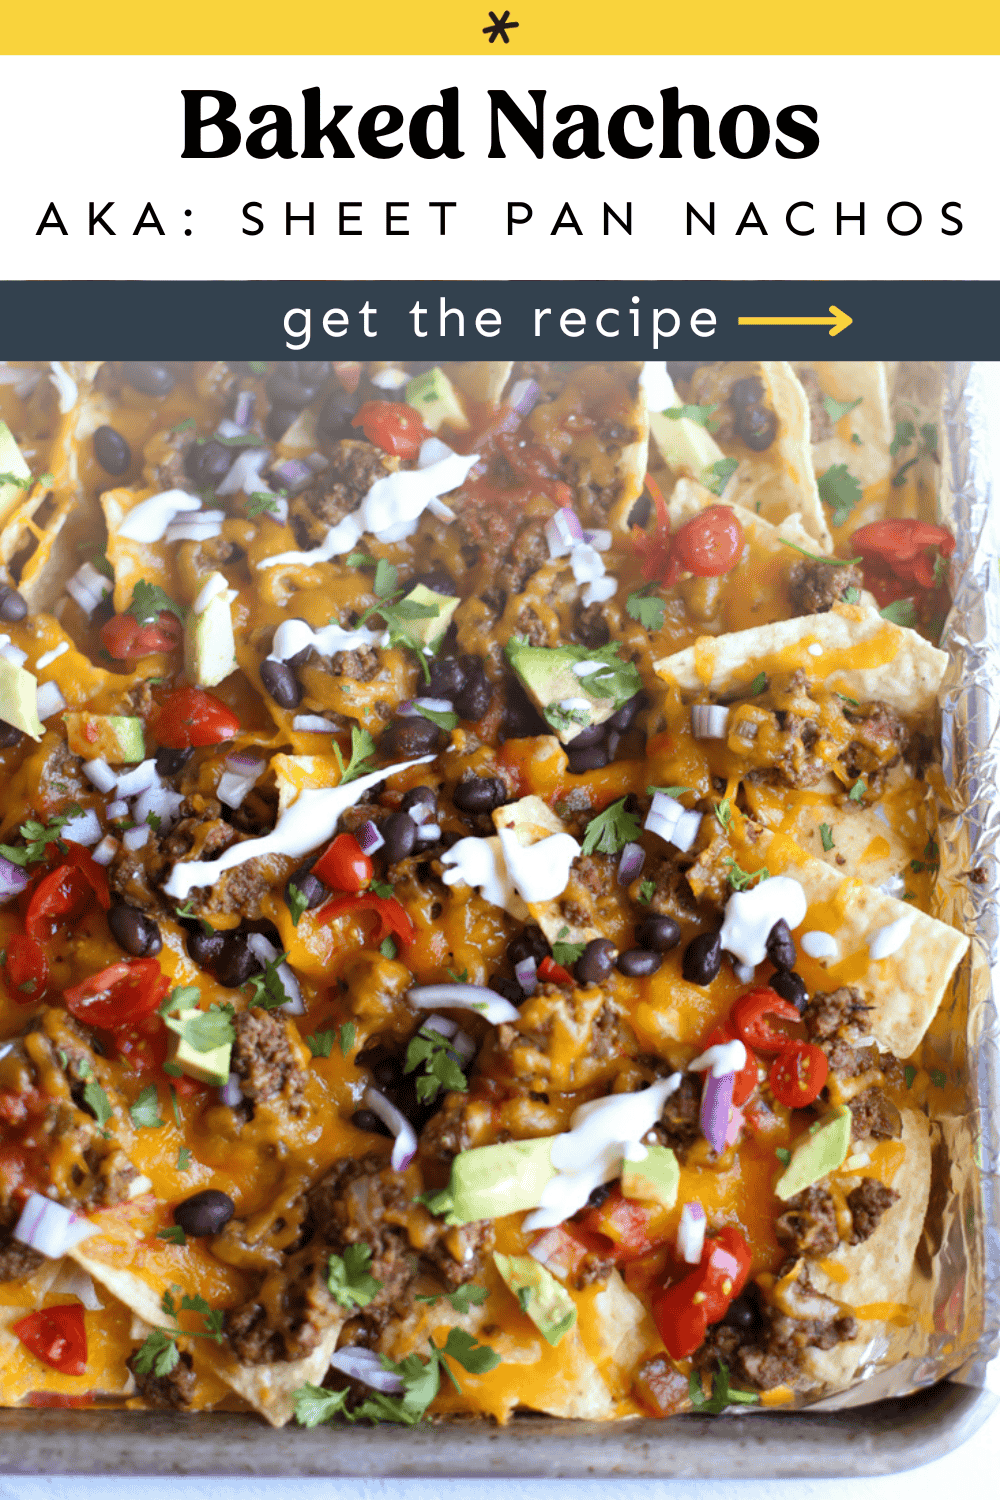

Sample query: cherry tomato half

[63,843,111,912]
[25,865,92,943]
[112,1014,169,1075]
[312,833,373,894]
[632,476,679,587]
[63,959,170,1031]
[703,1022,758,1106]
[672,505,745,578]
[729,987,802,1055]
[351,401,429,460]
[537,956,575,986]
[13,1304,87,1377]
[2,934,49,1003]
[769,1040,829,1108]
[155,686,240,748]
[100,610,182,662]
[577,1188,667,1264]
[651,1226,752,1359]
[850,519,955,591]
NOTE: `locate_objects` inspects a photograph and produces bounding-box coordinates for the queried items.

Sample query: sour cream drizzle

[524,1074,683,1231]
[718,875,808,967]
[497,827,582,905]
[268,617,382,664]
[163,754,436,900]
[258,443,479,569]
[440,837,528,919]
[118,490,202,543]
[868,912,915,960]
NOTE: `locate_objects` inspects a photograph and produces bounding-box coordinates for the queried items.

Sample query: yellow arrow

[738,305,853,338]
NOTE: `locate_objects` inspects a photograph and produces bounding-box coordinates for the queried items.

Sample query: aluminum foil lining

[795,361,1000,1414]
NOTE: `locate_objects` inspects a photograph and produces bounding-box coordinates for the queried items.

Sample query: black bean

[608,691,646,733]
[265,405,298,442]
[502,679,548,739]
[381,715,442,759]
[357,1045,400,1093]
[174,1190,235,1238]
[108,903,162,958]
[507,925,550,969]
[453,661,491,722]
[489,974,525,1008]
[616,947,663,978]
[637,915,682,954]
[401,785,436,817]
[351,1107,393,1138]
[155,745,192,779]
[216,931,264,989]
[771,969,809,1014]
[411,568,455,597]
[667,362,709,383]
[266,370,319,411]
[382,810,417,863]
[259,657,302,710]
[317,390,361,444]
[121,362,175,397]
[682,931,723,986]
[186,927,226,970]
[567,740,610,774]
[575,938,617,986]
[567,721,608,750]
[587,1182,613,1209]
[93,425,131,476]
[0,585,28,624]
[184,440,234,490]
[734,403,778,452]
[428,655,467,699]
[452,775,506,815]
[766,919,797,971]
[0,722,23,749]
[286,869,327,912]
[722,1284,764,1334]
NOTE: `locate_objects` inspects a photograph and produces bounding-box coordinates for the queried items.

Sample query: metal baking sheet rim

[5,361,999,1478]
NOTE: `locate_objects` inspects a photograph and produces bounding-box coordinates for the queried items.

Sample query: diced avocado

[648,409,724,481]
[621,1145,680,1209]
[504,638,642,746]
[64,711,145,764]
[448,1137,556,1225]
[184,572,237,688]
[775,1105,853,1201]
[0,421,32,516]
[405,367,470,434]
[399,583,460,651]
[0,656,43,741]
[493,1252,577,1346]
[165,1007,232,1087]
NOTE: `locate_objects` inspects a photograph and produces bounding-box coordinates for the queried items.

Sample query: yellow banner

[8,0,998,54]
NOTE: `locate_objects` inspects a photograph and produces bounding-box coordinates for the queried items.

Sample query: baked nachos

[0,358,968,1425]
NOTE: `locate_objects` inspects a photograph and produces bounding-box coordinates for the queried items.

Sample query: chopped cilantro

[176,1146,192,1171]
[306,1029,335,1059]
[417,1284,490,1314]
[132,1284,224,1376]
[775,1147,791,1166]
[892,456,920,489]
[126,579,185,626]
[170,418,196,434]
[333,725,378,785]
[414,703,458,732]
[930,1068,947,1088]
[688,1362,758,1415]
[373,558,398,598]
[581,796,641,856]
[890,420,916,458]
[836,692,860,707]
[823,395,862,425]
[168,1085,181,1127]
[0,805,83,867]
[851,433,863,446]
[157,1225,186,1245]
[371,880,394,899]
[405,1024,468,1103]
[293,1384,352,1427]
[146,810,161,832]
[380,936,397,960]
[437,1327,502,1379]
[664,401,718,429]
[817,464,864,528]
[748,672,767,696]
[159,984,201,1017]
[244,955,291,1012]
[904,1065,917,1089]
[626,587,665,631]
[819,823,835,852]
[82,1077,113,1128]
[129,1084,164,1130]
[173,902,214,937]
[848,779,867,802]
[286,882,310,927]
[446,967,469,983]
[778,539,862,567]
[933,552,950,588]
[724,857,769,891]
[552,925,586,966]
[327,1243,383,1309]
[246,491,279,518]
[339,1021,356,1056]
[713,798,732,831]
[637,879,655,904]
[164,1004,235,1053]
[880,599,918,628]
[648,785,691,798]
[843,586,861,604]
[703,457,739,496]
[132,1328,180,1378]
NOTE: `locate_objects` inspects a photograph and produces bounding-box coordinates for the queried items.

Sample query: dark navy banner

[2,282,995,359]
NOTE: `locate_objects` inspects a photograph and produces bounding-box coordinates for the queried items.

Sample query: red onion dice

[406,983,520,1025]
[617,842,646,884]
[13,1193,95,1258]
[644,794,702,854]
[676,1201,706,1264]
[356,819,385,855]
[508,377,541,416]
[271,459,313,492]
[545,507,584,559]
[232,390,256,429]
[362,1087,418,1171]
[328,1346,405,1393]
[218,1073,243,1108]
[0,855,29,901]
[513,956,538,995]
[699,1069,735,1155]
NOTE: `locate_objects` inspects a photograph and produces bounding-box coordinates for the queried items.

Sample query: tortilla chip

[794,362,893,489]
[753,828,968,1058]
[446,362,513,407]
[205,1320,344,1428]
[689,361,831,550]
[667,475,819,555]
[804,1108,931,1389]
[67,1249,174,1330]
[654,601,947,719]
